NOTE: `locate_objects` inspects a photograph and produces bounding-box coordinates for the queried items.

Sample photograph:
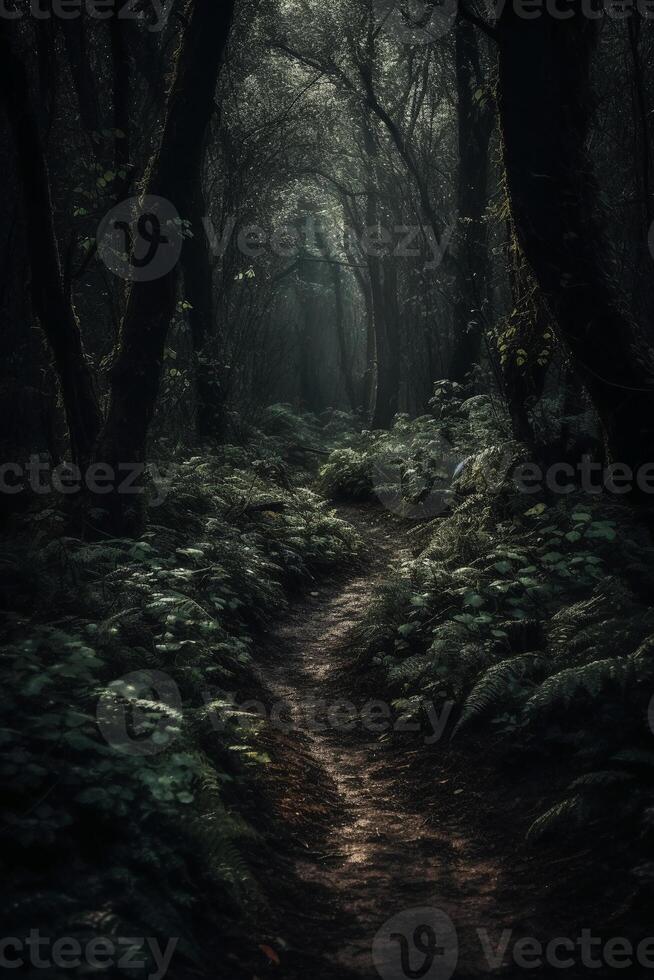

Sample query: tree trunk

[370,250,401,429]
[329,261,358,410]
[182,186,225,440]
[499,227,552,445]
[0,23,103,467]
[449,19,494,385]
[361,275,376,414]
[343,209,375,414]
[111,3,131,174]
[360,119,400,429]
[497,5,654,469]
[61,17,100,132]
[627,17,654,329]
[94,0,235,533]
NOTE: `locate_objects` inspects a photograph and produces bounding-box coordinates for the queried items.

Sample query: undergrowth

[318,381,513,513]
[343,389,654,897]
[0,406,359,979]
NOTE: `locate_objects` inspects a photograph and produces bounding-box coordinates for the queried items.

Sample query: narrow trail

[258,505,511,980]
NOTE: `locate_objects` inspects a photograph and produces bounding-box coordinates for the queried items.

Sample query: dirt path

[257,505,509,980]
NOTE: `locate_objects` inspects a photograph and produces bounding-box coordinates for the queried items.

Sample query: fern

[524,658,634,721]
[452,654,544,737]
[568,770,635,790]
[527,796,587,842]
[388,654,432,685]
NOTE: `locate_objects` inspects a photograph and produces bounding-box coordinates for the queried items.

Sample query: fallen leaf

[259,945,280,966]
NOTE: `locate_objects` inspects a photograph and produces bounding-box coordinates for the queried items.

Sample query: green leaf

[494,561,512,574]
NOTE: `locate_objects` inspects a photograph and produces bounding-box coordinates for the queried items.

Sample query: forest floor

[250,503,642,980]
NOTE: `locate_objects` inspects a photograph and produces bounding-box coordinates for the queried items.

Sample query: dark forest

[3,0,654,977]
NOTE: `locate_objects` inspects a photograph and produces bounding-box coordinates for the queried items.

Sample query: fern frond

[388,654,432,685]
[452,654,544,737]
[569,770,635,791]
[527,796,587,842]
[525,658,634,720]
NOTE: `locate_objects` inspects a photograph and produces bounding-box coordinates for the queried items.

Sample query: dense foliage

[1,410,359,974]
[338,391,654,884]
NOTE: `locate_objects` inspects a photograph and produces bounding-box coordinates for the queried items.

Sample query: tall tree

[95,0,236,532]
[497,4,654,470]
[329,260,359,410]
[0,20,104,468]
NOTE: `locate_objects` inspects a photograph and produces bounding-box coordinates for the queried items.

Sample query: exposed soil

[252,504,645,980]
